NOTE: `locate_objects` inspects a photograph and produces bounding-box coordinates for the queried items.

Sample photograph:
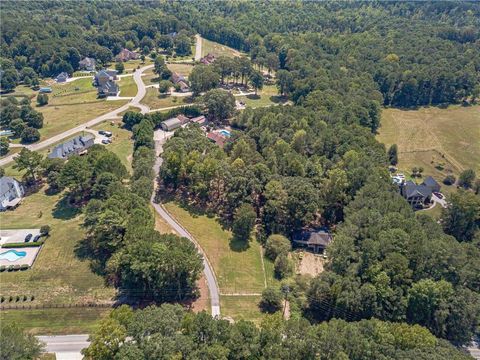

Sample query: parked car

[25,233,32,242]
[104,131,112,137]
[98,130,106,135]
[433,192,444,199]
[101,139,111,145]
[33,235,41,242]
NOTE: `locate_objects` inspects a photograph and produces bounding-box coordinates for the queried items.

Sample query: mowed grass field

[236,85,286,109]
[1,308,111,335]
[163,202,274,321]
[201,37,243,58]
[92,122,134,172]
[377,105,480,184]
[141,88,189,109]
[117,75,137,97]
[167,63,194,77]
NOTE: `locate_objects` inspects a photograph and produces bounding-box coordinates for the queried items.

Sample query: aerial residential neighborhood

[0,2,479,360]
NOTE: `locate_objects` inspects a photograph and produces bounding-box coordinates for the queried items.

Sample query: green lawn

[141,88,189,109]
[377,106,480,184]
[121,58,153,72]
[163,202,271,294]
[1,307,110,335]
[220,295,265,324]
[92,122,134,172]
[0,188,115,307]
[236,85,286,108]
[118,75,137,97]
[201,38,243,58]
[167,63,194,77]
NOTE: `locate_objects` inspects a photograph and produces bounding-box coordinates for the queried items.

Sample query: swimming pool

[0,250,27,262]
[219,129,231,137]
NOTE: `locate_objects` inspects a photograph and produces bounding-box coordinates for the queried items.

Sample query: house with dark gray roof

[48,135,95,159]
[292,228,332,254]
[0,176,24,210]
[399,176,440,208]
[55,72,69,83]
[98,80,119,97]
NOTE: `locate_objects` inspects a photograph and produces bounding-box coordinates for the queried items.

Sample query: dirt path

[195,34,202,61]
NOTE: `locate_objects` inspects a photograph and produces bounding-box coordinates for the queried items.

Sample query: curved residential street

[0,64,153,167]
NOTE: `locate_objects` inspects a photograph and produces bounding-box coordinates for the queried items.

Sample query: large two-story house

[48,135,95,160]
[94,70,119,97]
[399,176,441,208]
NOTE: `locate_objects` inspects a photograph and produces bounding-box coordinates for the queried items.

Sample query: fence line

[1,302,113,311]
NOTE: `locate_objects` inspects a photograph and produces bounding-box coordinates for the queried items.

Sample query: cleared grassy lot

[0,188,115,308]
[377,105,480,184]
[0,307,110,335]
[141,88,189,109]
[220,295,264,324]
[163,202,271,294]
[167,63,194,77]
[92,122,134,172]
[121,58,153,72]
[201,38,243,58]
[236,85,286,109]
[117,75,137,97]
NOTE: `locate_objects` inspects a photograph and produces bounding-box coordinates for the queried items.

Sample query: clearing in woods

[377,105,480,183]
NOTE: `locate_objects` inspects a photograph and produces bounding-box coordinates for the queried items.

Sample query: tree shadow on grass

[52,196,81,220]
[246,94,260,100]
[229,235,250,252]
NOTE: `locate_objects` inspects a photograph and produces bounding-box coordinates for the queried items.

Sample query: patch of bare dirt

[294,251,325,277]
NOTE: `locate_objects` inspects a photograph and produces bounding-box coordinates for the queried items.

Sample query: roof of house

[200,53,216,65]
[403,181,432,199]
[79,57,95,66]
[171,72,185,83]
[191,115,206,124]
[293,229,333,247]
[0,176,19,196]
[176,114,189,124]
[207,132,227,148]
[422,176,439,188]
[162,117,182,129]
[55,72,69,80]
[48,135,95,159]
[178,81,190,90]
[98,80,119,94]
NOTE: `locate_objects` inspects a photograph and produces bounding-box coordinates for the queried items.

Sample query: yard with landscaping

[236,85,286,108]
[0,187,115,332]
[377,105,480,185]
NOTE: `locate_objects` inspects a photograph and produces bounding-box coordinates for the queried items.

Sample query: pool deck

[0,229,41,245]
[0,247,40,267]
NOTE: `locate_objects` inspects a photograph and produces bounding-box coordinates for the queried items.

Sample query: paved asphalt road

[0,64,153,167]
[151,132,221,317]
[37,334,89,359]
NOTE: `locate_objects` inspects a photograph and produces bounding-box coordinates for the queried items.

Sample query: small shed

[161,117,182,131]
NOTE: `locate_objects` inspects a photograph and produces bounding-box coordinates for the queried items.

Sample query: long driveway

[151,131,221,317]
[195,34,202,61]
[37,334,89,360]
[0,64,153,167]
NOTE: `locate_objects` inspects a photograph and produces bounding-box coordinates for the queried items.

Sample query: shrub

[274,254,294,279]
[443,175,456,185]
[9,296,13,302]
[20,264,29,271]
[0,296,4,303]
[265,234,291,260]
[458,169,476,188]
[7,265,14,272]
[13,265,21,271]
[40,225,51,236]
[0,265,6,272]
[260,287,283,313]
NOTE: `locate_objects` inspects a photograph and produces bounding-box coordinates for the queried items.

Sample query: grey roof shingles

[48,135,94,159]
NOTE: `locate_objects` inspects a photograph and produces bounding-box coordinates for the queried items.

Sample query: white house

[0,176,24,210]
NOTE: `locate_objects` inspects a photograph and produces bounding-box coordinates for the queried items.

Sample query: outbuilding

[161,117,182,131]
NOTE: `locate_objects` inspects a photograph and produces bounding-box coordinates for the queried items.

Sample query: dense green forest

[1,1,479,356]
[1,1,479,107]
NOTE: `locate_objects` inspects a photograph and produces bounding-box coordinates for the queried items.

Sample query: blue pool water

[0,250,27,262]
[219,129,231,137]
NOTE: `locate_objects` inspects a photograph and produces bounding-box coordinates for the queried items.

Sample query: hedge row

[2,240,44,248]
[0,295,35,303]
[0,264,29,271]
